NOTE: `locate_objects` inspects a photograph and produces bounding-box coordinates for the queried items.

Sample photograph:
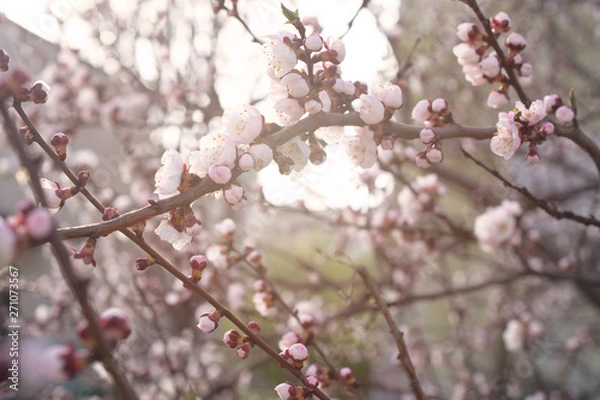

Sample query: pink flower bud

[480,55,501,78]
[248,320,261,335]
[278,331,301,351]
[275,382,294,400]
[197,311,221,333]
[539,121,555,136]
[491,12,511,33]
[77,170,91,187]
[71,238,97,267]
[340,367,354,381]
[29,80,51,104]
[50,132,69,161]
[190,254,207,270]
[526,146,541,164]
[305,34,323,51]
[304,99,323,114]
[325,37,346,63]
[223,329,244,348]
[456,23,479,42]
[235,342,252,359]
[415,152,432,169]
[555,105,575,126]
[287,343,309,362]
[487,89,509,109]
[380,136,395,150]
[431,98,447,113]
[543,94,562,113]
[98,308,132,342]
[224,184,245,205]
[412,99,432,123]
[304,375,319,389]
[40,178,64,210]
[505,32,527,52]
[24,207,54,241]
[238,153,255,171]
[359,94,385,125]
[519,62,533,78]
[41,343,88,381]
[208,164,232,184]
[102,207,119,221]
[135,256,155,271]
[420,128,436,144]
[426,147,443,164]
[373,82,403,109]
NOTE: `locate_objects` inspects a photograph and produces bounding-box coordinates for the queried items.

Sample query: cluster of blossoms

[262,10,403,171]
[411,98,452,168]
[489,97,567,162]
[473,200,522,253]
[452,12,532,109]
[0,201,54,266]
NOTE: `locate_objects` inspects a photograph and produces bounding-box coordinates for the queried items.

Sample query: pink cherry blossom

[222,105,264,145]
[373,82,403,109]
[154,149,184,199]
[490,112,521,160]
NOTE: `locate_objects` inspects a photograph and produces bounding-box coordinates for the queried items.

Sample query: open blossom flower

[188,132,236,177]
[373,82,403,109]
[222,105,263,145]
[515,99,546,126]
[154,149,184,199]
[273,97,305,126]
[278,137,310,172]
[473,200,522,253]
[503,319,525,352]
[359,94,385,125]
[491,111,521,160]
[263,32,297,79]
[343,127,377,169]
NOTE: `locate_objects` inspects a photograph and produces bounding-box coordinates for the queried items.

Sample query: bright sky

[1,0,402,212]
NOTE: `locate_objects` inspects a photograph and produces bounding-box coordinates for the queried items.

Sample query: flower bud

[247,320,261,335]
[491,12,511,33]
[419,128,436,144]
[415,152,432,169]
[426,147,443,164]
[24,207,54,241]
[305,34,323,51]
[208,164,232,184]
[505,32,527,52]
[487,89,509,109]
[287,343,309,363]
[555,105,575,126]
[275,382,294,400]
[249,143,273,171]
[29,80,51,104]
[238,153,255,171]
[235,342,252,359]
[132,220,146,237]
[304,375,319,389]
[224,184,245,205]
[50,132,69,161]
[19,126,34,145]
[77,170,91,187]
[197,311,221,333]
[359,94,385,125]
[223,329,245,348]
[135,256,155,271]
[102,207,119,221]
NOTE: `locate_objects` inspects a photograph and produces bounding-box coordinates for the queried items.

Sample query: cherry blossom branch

[1,102,138,400]
[340,0,370,39]
[354,265,425,400]
[13,99,332,400]
[461,148,600,228]
[555,124,600,178]
[464,0,530,104]
[55,112,495,240]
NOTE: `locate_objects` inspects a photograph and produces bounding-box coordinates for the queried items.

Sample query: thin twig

[1,102,138,400]
[354,265,426,400]
[461,148,600,229]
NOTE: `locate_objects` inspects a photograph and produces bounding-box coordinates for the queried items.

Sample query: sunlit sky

[1,0,402,211]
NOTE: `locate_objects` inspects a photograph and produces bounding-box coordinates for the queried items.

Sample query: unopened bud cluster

[452,13,532,109]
